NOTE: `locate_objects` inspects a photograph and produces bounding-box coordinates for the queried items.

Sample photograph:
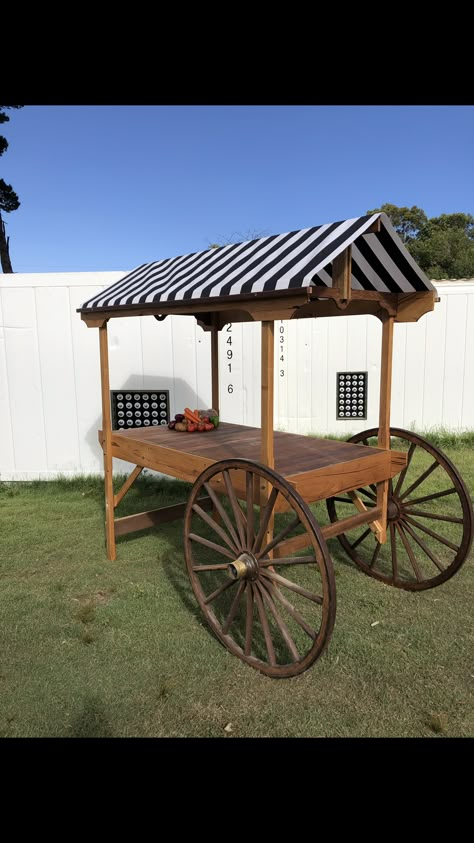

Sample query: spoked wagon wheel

[327,428,473,591]
[184,459,336,678]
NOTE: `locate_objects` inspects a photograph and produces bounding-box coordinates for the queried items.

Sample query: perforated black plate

[336,372,367,420]
[111,390,170,430]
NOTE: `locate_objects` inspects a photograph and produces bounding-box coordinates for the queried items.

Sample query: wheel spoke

[187,458,336,677]
[256,516,301,560]
[261,569,323,604]
[222,580,246,634]
[394,441,416,497]
[254,583,277,666]
[192,503,239,553]
[358,488,377,502]
[333,497,353,504]
[401,520,445,573]
[252,486,279,553]
[192,563,229,572]
[257,579,300,662]
[259,555,317,567]
[204,577,237,605]
[395,522,423,582]
[351,527,371,550]
[223,470,247,548]
[403,487,457,507]
[246,471,255,550]
[389,522,398,581]
[188,533,236,559]
[244,583,254,656]
[203,481,241,549]
[263,579,316,640]
[403,508,463,524]
[403,515,460,552]
[327,430,472,593]
[369,541,381,569]
[400,460,439,501]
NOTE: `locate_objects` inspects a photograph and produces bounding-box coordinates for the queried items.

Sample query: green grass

[308,426,474,449]
[1,443,473,738]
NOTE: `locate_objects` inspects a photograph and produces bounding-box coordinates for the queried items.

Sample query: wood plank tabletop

[113,422,382,477]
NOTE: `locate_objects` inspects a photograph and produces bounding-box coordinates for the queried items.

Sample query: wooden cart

[78,213,473,678]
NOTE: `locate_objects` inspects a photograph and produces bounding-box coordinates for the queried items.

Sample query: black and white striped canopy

[80,212,434,313]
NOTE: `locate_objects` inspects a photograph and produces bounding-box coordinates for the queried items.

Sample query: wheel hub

[387,497,402,522]
[227,552,259,581]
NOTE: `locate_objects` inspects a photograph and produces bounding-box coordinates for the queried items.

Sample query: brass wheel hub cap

[227,552,259,581]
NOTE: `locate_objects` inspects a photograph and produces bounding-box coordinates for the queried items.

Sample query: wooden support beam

[261,320,275,552]
[322,506,383,540]
[211,312,219,413]
[99,323,116,560]
[80,288,311,327]
[114,497,212,538]
[376,316,395,543]
[378,316,394,450]
[348,490,383,539]
[332,246,352,302]
[272,506,383,556]
[273,533,312,558]
[113,465,143,509]
[261,321,275,469]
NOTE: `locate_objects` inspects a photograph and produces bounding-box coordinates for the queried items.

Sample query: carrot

[184,407,200,424]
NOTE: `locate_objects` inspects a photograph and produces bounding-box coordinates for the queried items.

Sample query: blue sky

[2,105,473,272]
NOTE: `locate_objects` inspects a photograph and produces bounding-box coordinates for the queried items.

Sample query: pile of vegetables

[168,408,219,433]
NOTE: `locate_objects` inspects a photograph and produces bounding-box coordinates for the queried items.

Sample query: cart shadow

[85,373,209,477]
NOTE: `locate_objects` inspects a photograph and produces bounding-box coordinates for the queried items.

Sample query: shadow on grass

[70,696,114,738]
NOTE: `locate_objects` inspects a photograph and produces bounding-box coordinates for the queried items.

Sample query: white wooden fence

[1,273,473,480]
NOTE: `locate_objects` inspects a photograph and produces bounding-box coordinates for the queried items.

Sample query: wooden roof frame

[81,278,438,330]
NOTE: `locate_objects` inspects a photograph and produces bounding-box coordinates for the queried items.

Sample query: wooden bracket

[348,490,383,540]
[114,465,143,509]
[82,315,109,329]
[365,217,382,234]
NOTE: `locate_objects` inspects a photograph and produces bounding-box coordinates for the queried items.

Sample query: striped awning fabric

[79,212,435,313]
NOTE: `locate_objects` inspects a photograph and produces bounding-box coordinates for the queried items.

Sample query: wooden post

[261,321,275,468]
[99,323,116,560]
[332,246,352,302]
[376,316,395,543]
[211,313,219,413]
[261,321,275,552]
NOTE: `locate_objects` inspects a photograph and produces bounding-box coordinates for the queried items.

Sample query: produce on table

[169,408,219,432]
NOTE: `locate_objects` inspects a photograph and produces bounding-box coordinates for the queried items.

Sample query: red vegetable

[187,423,197,433]
[203,422,214,432]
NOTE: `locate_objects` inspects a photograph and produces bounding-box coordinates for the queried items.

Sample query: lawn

[1,440,473,738]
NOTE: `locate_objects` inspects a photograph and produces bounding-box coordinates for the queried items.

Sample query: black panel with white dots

[111,390,170,430]
[336,372,367,420]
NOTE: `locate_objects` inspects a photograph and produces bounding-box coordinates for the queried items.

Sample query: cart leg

[211,313,220,525]
[103,447,116,561]
[261,321,275,555]
[376,315,394,544]
[99,323,116,560]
